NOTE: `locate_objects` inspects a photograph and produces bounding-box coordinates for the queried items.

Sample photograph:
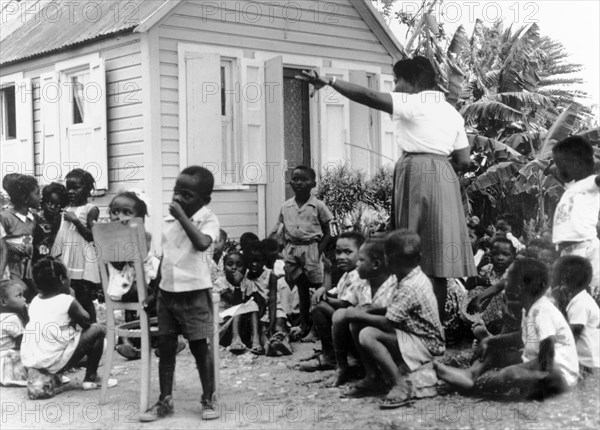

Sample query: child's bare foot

[433,359,475,390]
[289,325,311,342]
[300,328,319,343]
[330,367,352,387]
[229,340,246,355]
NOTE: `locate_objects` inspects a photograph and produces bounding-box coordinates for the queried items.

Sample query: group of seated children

[434,254,598,399]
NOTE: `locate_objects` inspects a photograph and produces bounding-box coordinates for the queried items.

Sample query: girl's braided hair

[32,256,69,294]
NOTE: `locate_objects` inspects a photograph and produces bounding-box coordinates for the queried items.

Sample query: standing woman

[297,56,476,320]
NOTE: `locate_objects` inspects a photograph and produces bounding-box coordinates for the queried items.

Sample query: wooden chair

[93,219,222,409]
[93,219,155,411]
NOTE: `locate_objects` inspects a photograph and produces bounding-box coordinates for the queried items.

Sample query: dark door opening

[283,68,311,200]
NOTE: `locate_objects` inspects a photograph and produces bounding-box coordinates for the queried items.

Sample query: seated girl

[435,258,579,400]
[214,251,259,353]
[0,279,28,386]
[21,257,117,391]
[461,237,516,340]
[240,242,279,356]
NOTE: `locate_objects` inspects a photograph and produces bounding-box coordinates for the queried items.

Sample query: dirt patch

[1,341,599,429]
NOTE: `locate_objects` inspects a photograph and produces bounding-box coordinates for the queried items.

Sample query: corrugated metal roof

[0,0,164,65]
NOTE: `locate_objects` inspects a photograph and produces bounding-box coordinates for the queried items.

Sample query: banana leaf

[461,101,524,125]
[503,131,547,156]
[576,127,600,147]
[538,103,583,159]
[448,25,467,58]
[466,161,523,198]
[467,134,524,162]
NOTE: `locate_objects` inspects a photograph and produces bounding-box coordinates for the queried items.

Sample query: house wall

[156,0,397,238]
[1,35,144,217]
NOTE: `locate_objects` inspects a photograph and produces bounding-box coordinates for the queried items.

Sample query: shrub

[316,163,367,225]
[365,166,393,221]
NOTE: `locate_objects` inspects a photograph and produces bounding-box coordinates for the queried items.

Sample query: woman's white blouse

[390,91,469,156]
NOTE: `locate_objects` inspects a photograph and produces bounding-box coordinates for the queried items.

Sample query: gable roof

[0,0,174,65]
[1,0,405,66]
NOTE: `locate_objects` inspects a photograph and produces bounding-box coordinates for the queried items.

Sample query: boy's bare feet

[433,359,475,390]
[289,325,311,342]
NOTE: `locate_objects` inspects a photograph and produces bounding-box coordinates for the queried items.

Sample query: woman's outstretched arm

[296,70,394,115]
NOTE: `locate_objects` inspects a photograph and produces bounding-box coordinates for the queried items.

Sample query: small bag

[106,263,135,301]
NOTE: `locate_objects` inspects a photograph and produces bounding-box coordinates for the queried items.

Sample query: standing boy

[140,166,220,422]
[269,165,333,340]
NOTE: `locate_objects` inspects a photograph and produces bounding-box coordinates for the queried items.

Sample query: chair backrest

[92,219,149,305]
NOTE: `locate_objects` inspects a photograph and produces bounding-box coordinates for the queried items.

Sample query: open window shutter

[318,68,350,166]
[185,53,222,183]
[348,70,371,174]
[241,57,266,184]
[379,73,398,165]
[1,78,34,175]
[39,72,61,184]
[264,56,284,230]
[87,58,108,190]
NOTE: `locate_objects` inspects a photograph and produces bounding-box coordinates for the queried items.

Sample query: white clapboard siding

[1,78,34,176]
[379,73,397,166]
[318,68,350,167]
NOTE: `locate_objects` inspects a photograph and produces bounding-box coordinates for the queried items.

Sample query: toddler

[0,279,27,386]
[51,168,100,322]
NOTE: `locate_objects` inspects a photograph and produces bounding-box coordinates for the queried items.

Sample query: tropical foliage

[372,0,599,236]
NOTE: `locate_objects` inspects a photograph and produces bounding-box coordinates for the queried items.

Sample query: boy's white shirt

[566,290,600,368]
[553,174,600,243]
[160,206,220,292]
[521,295,579,386]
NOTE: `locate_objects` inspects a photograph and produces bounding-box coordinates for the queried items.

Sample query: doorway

[283,68,311,200]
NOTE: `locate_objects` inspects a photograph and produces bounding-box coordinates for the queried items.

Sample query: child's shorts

[283,242,323,284]
[395,329,433,372]
[157,289,215,341]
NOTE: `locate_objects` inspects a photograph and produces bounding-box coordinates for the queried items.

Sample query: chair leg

[100,321,116,404]
[140,315,151,412]
[213,293,220,401]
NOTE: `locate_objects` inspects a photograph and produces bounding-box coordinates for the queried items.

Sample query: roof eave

[351,0,407,62]
[133,0,183,33]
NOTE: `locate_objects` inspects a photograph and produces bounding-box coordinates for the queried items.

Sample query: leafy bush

[316,163,367,225]
[316,163,392,236]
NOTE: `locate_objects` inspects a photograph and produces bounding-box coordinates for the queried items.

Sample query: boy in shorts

[140,166,220,422]
[269,165,333,340]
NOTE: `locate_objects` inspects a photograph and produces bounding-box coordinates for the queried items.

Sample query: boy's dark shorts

[157,289,215,341]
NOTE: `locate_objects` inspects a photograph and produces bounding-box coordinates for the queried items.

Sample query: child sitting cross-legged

[552,255,599,377]
[330,236,398,386]
[240,242,279,355]
[297,232,365,372]
[435,258,579,400]
[215,251,261,355]
[341,230,445,409]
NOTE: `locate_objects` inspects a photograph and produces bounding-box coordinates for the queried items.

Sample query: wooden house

[0,0,405,242]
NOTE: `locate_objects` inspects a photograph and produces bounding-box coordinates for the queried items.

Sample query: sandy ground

[1,340,599,430]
